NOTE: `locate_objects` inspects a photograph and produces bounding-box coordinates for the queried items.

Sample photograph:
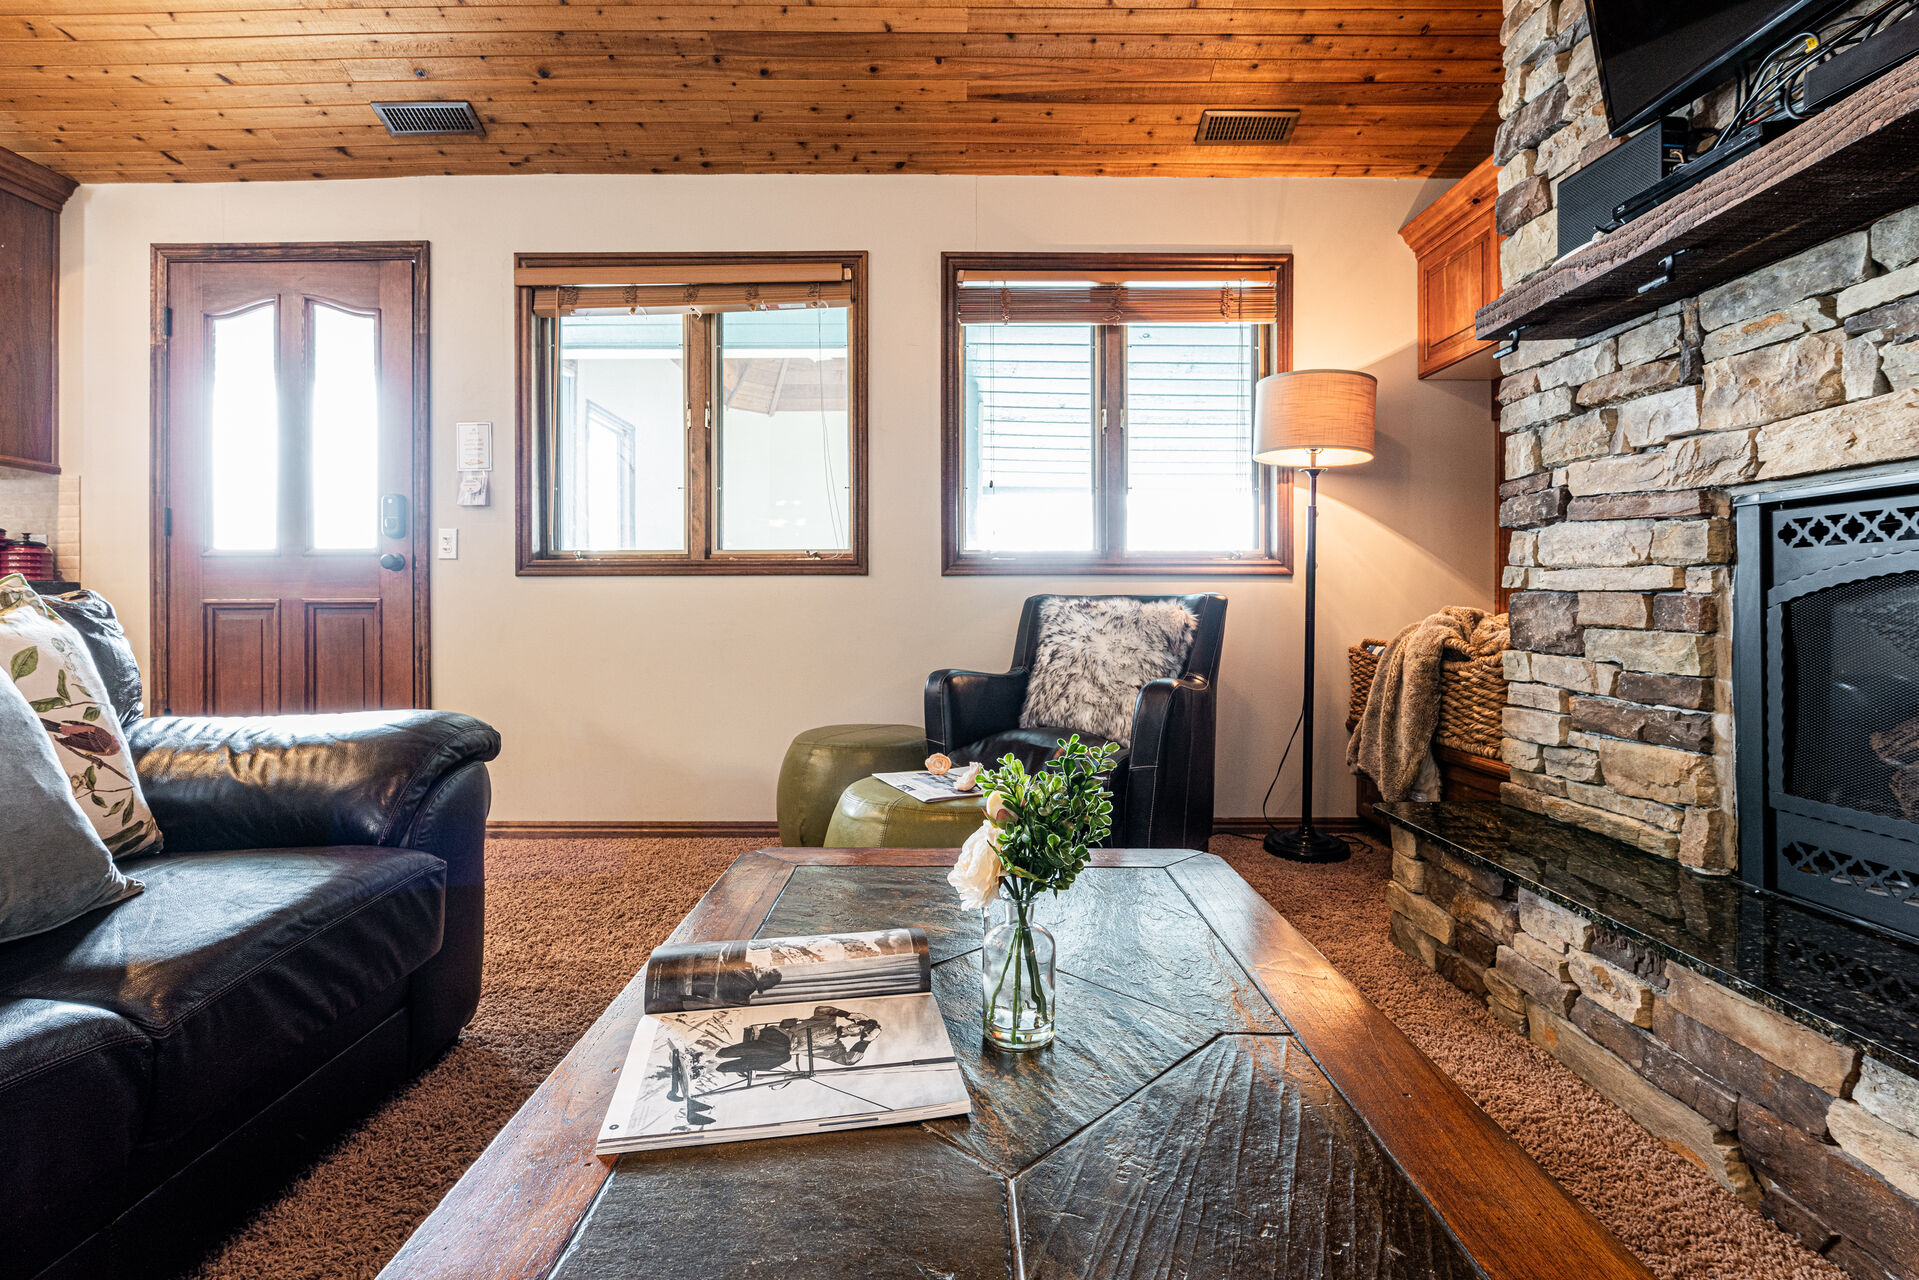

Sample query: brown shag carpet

[186,833,1838,1280]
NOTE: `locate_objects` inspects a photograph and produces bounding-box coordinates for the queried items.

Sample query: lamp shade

[1252,369,1377,468]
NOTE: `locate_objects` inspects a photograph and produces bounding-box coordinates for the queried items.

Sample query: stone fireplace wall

[1494,0,1919,872]
[1386,819,1919,1279]
[1478,3,1919,1275]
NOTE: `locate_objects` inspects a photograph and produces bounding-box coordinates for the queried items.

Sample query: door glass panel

[716,307,852,552]
[309,302,382,551]
[1123,323,1261,553]
[554,313,687,552]
[961,323,1097,553]
[208,302,279,552]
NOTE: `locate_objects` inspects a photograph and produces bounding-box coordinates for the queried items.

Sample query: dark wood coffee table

[379,849,1653,1279]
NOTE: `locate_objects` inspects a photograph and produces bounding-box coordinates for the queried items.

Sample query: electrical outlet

[437,528,459,560]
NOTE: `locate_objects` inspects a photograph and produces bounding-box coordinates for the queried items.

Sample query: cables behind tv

[1710,0,1919,150]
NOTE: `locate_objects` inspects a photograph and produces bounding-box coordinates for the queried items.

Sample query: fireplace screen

[1781,571,1919,822]
[1737,480,1919,939]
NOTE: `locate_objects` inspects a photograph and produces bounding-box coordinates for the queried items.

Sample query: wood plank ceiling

[0,2,1503,184]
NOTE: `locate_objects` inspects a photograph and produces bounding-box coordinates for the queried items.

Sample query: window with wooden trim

[516,252,867,575]
[941,253,1293,576]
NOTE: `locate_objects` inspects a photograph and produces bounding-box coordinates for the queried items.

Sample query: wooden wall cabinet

[0,148,76,473]
[1400,158,1500,381]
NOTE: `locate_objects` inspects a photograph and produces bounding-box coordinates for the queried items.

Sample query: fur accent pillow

[0,575,162,860]
[1019,598,1198,748]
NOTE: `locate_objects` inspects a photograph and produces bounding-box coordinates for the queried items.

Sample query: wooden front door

[156,247,428,715]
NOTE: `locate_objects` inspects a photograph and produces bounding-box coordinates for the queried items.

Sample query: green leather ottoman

[823,775,987,849]
[778,723,927,847]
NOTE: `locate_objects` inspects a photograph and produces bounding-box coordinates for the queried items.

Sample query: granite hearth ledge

[1377,799,1919,1080]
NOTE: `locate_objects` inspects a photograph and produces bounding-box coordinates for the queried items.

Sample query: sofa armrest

[131,710,500,1066]
[1118,675,1217,849]
[398,757,492,1068]
[924,668,1028,755]
[129,710,502,855]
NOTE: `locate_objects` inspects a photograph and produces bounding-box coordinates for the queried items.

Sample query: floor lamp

[1252,369,1377,863]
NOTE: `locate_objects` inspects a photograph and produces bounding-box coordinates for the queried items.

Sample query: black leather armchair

[3,708,498,1280]
[925,593,1227,850]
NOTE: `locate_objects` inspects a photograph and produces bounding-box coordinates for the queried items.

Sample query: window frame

[515,250,868,576]
[940,251,1294,577]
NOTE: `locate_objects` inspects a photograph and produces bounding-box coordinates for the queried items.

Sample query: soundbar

[1805,13,1919,113]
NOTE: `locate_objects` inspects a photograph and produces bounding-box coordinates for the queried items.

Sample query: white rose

[948,821,1003,911]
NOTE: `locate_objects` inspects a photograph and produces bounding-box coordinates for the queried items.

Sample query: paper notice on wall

[456,471,490,507]
[456,421,492,471]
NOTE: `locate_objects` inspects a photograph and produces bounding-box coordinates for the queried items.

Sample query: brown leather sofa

[924,593,1226,850]
[0,595,498,1280]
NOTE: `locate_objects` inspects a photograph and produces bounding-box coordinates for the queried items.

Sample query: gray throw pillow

[0,675,142,944]
[47,590,143,728]
[1019,598,1199,748]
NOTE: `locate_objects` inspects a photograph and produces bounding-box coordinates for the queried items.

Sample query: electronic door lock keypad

[381,494,408,539]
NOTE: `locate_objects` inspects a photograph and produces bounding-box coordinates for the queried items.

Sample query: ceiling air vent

[1194,109,1300,146]
[371,101,486,138]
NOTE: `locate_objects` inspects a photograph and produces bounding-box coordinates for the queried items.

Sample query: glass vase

[982,885,1056,1050]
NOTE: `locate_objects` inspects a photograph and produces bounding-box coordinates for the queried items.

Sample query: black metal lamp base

[1264,826,1351,863]
[1261,466,1350,870]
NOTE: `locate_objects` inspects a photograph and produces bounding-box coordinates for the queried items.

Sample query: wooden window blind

[513,263,850,287]
[530,281,856,318]
[953,272,1281,326]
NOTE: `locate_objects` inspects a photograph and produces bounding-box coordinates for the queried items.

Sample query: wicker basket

[1433,651,1507,759]
[1349,639,1386,726]
[1348,626,1507,761]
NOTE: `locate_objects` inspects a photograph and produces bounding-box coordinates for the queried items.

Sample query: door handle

[379,552,406,571]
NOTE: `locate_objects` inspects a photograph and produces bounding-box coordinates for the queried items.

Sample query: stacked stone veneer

[1449,4,1919,1266]
[1388,825,1919,1278]
[1493,0,1919,871]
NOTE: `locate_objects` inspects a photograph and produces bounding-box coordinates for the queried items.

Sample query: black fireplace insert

[1735,469,1919,942]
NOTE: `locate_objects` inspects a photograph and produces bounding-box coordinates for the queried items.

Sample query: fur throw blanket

[1347,606,1508,802]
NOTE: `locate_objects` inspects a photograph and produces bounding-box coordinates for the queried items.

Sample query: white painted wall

[59,173,1493,823]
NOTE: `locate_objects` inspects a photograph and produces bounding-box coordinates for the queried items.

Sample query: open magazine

[873,771,984,803]
[597,928,971,1154]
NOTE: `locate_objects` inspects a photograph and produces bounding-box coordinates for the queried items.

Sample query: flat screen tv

[1591,0,1845,136]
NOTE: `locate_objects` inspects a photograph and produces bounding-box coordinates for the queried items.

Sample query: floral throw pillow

[0,574,161,859]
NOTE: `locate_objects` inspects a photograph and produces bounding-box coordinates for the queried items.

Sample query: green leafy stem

[986,897,1052,1043]
[977,733,1121,903]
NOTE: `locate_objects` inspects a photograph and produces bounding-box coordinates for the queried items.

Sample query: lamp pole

[1249,368,1374,864]
[1265,458,1349,863]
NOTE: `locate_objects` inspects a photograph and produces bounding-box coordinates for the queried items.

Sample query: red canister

[0,532,57,580]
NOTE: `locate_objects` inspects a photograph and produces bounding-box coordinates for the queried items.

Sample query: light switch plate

[437,528,458,559]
